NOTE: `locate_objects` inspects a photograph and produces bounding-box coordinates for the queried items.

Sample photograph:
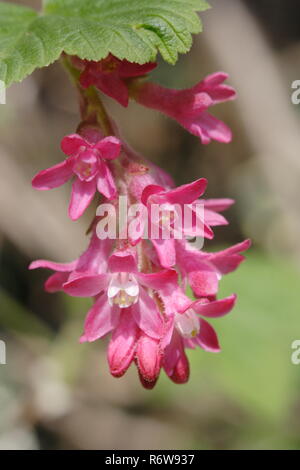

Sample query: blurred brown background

[0,0,300,450]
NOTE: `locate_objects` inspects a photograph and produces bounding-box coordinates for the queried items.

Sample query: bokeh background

[0,0,300,450]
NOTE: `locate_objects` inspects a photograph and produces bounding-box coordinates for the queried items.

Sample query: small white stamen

[107,272,139,308]
[175,309,200,339]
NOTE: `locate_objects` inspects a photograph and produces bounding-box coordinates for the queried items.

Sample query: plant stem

[61,54,114,136]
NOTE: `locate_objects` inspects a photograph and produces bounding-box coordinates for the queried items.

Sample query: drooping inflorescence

[30,54,250,388]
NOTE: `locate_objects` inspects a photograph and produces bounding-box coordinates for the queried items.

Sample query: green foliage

[0,0,210,87]
[0,288,53,340]
[212,251,300,419]
[151,251,300,425]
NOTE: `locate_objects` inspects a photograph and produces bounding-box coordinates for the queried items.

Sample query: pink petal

[108,250,137,273]
[32,159,73,190]
[97,161,117,200]
[76,235,113,274]
[128,211,146,246]
[160,317,174,352]
[204,209,228,227]
[155,179,207,206]
[92,72,129,107]
[151,238,176,268]
[107,308,139,377]
[138,373,158,390]
[163,330,181,376]
[137,269,178,293]
[184,338,197,350]
[29,259,77,272]
[134,82,211,119]
[183,205,214,240]
[80,295,119,343]
[131,288,163,339]
[135,334,162,386]
[119,61,157,78]
[163,330,189,383]
[196,319,220,352]
[192,294,237,318]
[188,270,219,297]
[68,178,97,220]
[200,72,230,88]
[186,112,232,145]
[180,92,212,117]
[80,128,105,145]
[208,239,251,274]
[72,150,99,182]
[134,80,234,145]
[141,184,164,206]
[168,290,193,315]
[45,272,70,293]
[95,136,121,160]
[204,198,234,212]
[208,85,236,103]
[175,239,210,272]
[196,72,236,104]
[61,134,88,156]
[63,273,108,297]
[170,348,190,384]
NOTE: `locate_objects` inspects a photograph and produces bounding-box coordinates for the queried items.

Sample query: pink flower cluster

[75,54,236,145]
[30,55,249,388]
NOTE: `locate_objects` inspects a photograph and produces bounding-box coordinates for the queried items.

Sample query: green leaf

[0,0,210,87]
[0,3,67,87]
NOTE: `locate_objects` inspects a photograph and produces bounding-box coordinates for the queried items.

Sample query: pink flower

[29,234,113,292]
[175,238,251,298]
[29,52,248,389]
[202,198,234,227]
[134,180,232,268]
[135,333,163,389]
[29,234,175,386]
[61,250,176,343]
[79,54,157,107]
[61,249,177,385]
[32,134,121,220]
[107,307,140,378]
[107,315,165,388]
[132,72,236,144]
[163,291,237,383]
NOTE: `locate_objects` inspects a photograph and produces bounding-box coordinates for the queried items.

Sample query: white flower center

[74,160,93,179]
[159,204,177,228]
[175,309,200,338]
[107,272,139,308]
[73,150,99,181]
